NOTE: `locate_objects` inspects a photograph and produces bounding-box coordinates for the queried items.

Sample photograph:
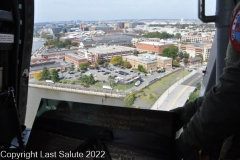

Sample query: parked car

[135,80,141,87]
[80,70,86,73]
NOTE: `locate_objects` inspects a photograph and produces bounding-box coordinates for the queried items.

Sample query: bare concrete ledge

[28,83,125,99]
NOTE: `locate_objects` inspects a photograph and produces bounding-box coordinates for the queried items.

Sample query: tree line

[34,67,59,82]
[142,31,174,39]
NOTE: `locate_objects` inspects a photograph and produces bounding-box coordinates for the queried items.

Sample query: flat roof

[138,42,166,46]
[181,43,212,48]
[124,55,156,64]
[125,53,171,64]
[30,63,62,72]
[78,46,135,55]
[66,53,86,60]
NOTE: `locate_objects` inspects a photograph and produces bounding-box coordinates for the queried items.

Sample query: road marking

[168,78,196,110]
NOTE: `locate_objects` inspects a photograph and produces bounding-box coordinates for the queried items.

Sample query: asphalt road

[158,71,203,111]
[181,72,203,86]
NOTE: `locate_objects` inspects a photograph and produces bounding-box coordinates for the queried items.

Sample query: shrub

[71,81,76,85]
[124,92,136,107]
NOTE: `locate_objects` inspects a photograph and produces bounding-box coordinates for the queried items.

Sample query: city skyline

[34,0,216,22]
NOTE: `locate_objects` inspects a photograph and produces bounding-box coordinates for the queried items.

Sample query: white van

[46,80,54,83]
[103,85,113,90]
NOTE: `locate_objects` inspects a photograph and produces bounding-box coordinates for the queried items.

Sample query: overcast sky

[34,0,216,22]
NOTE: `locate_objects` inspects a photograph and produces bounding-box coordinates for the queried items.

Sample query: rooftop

[181,43,212,48]
[66,53,86,60]
[78,46,136,55]
[138,41,166,46]
[30,63,62,72]
[125,53,171,64]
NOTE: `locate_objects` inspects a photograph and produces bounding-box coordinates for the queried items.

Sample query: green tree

[142,31,174,39]
[174,33,182,39]
[172,60,180,67]
[184,52,189,58]
[188,92,198,102]
[124,92,136,107]
[88,74,95,85]
[103,62,109,68]
[108,76,115,87]
[69,65,75,72]
[41,67,50,80]
[134,50,140,56]
[79,62,90,70]
[51,69,59,82]
[79,74,95,86]
[138,65,147,73]
[161,45,178,59]
[64,39,71,46]
[205,58,209,62]
[97,59,104,65]
[196,82,201,90]
[123,60,132,69]
[178,51,184,59]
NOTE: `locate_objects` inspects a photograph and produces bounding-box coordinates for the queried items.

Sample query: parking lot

[61,65,138,81]
[58,64,176,93]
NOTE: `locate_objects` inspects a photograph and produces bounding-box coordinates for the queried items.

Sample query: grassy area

[138,69,191,105]
[113,83,135,91]
[92,81,135,91]
[137,92,159,104]
[92,82,104,88]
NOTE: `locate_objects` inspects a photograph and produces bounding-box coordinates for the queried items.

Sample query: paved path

[159,85,195,111]
[151,70,201,110]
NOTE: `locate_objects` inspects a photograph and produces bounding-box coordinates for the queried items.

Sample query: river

[25,87,124,128]
[31,38,45,53]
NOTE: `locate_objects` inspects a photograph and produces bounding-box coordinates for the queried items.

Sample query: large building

[179,43,212,61]
[136,42,172,54]
[117,22,125,29]
[89,25,114,31]
[65,53,88,67]
[131,38,161,46]
[181,35,213,43]
[77,46,136,64]
[123,53,172,72]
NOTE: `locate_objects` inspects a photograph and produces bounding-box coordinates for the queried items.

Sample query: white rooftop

[78,46,136,55]
[138,41,165,46]
[125,53,172,64]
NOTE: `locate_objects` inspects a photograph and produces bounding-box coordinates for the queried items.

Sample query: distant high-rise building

[80,24,84,31]
[117,22,124,29]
